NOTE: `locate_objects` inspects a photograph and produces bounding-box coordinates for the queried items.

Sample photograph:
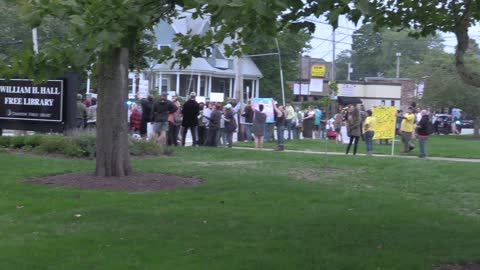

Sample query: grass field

[1,148,480,269]
[234,134,480,159]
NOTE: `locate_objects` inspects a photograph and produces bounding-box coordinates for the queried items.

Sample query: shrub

[0,146,7,153]
[9,136,26,148]
[36,135,72,153]
[61,143,85,157]
[0,136,11,147]
[70,130,96,158]
[129,138,166,156]
[23,135,44,148]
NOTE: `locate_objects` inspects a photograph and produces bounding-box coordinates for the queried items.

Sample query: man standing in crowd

[129,103,141,134]
[181,92,200,146]
[285,102,295,140]
[76,94,87,129]
[140,95,154,139]
[400,107,416,152]
[242,100,254,142]
[206,104,222,147]
[152,92,177,145]
[274,101,286,151]
[314,105,322,139]
[86,97,97,129]
[197,102,207,146]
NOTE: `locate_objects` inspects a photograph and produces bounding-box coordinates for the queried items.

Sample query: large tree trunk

[474,116,480,139]
[95,48,133,177]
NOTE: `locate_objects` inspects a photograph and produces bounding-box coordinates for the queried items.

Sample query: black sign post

[0,73,79,133]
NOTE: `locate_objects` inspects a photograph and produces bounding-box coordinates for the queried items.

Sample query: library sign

[0,79,64,122]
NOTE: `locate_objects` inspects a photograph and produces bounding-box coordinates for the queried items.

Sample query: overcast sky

[306,16,480,61]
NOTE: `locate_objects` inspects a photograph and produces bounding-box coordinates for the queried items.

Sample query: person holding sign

[363,110,375,156]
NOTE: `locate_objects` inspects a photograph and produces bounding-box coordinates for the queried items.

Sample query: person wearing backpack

[416,109,432,158]
[152,92,177,145]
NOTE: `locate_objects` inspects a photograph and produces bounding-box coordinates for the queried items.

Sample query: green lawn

[1,148,480,269]
[235,134,480,159]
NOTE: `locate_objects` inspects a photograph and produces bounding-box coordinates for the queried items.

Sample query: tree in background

[245,29,311,101]
[335,24,443,80]
[406,50,480,138]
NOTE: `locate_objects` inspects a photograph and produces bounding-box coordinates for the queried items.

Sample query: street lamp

[396,52,402,78]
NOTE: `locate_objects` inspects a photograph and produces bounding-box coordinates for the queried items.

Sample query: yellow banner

[372,106,397,139]
[311,64,326,77]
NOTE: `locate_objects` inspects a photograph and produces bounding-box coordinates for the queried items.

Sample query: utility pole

[275,38,286,106]
[396,52,402,78]
[347,62,351,81]
[234,56,244,103]
[331,29,336,81]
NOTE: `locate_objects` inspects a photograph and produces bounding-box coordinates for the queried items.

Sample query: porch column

[229,78,234,99]
[176,73,180,96]
[197,74,201,95]
[256,79,260,97]
[208,76,212,98]
[158,73,163,94]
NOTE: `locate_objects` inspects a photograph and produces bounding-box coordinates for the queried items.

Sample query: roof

[152,57,263,78]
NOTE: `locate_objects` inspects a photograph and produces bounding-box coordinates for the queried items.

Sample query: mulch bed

[23,171,202,192]
[433,263,480,270]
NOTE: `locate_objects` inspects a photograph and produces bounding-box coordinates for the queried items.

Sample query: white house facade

[128,14,263,101]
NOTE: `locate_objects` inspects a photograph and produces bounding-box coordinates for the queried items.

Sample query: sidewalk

[232,147,480,163]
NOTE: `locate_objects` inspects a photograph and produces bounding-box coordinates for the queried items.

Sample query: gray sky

[306,16,480,61]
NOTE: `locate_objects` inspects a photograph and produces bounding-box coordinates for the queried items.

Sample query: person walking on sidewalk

[345,107,361,155]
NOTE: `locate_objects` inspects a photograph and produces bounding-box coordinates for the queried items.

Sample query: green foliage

[245,29,311,101]
[129,138,171,156]
[9,136,26,148]
[70,130,97,158]
[23,134,43,148]
[0,136,11,147]
[35,135,75,154]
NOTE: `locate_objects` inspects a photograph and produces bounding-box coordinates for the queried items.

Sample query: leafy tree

[407,50,480,138]
[245,29,311,101]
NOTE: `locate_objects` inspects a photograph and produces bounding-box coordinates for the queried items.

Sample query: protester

[319,109,327,139]
[274,102,286,151]
[202,101,212,146]
[333,113,343,144]
[252,104,267,149]
[242,100,254,142]
[152,92,177,145]
[314,106,322,139]
[345,107,361,155]
[181,92,200,146]
[140,95,154,139]
[197,102,207,146]
[400,107,416,152]
[302,106,315,139]
[76,94,87,129]
[295,107,303,139]
[129,103,141,134]
[363,109,375,156]
[167,95,182,146]
[416,109,431,158]
[86,97,97,130]
[285,102,295,140]
[223,104,236,148]
[206,104,222,147]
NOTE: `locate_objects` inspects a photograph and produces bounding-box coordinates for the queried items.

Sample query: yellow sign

[372,106,397,140]
[311,64,326,77]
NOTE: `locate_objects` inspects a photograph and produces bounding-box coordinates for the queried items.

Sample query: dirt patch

[433,263,480,270]
[22,171,202,192]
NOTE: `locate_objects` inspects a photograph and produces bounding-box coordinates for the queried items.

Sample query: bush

[23,135,44,148]
[9,136,26,148]
[70,130,96,158]
[61,143,85,157]
[0,136,11,147]
[36,135,72,153]
[129,138,168,156]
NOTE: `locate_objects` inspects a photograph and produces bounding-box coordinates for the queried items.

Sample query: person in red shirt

[130,103,142,134]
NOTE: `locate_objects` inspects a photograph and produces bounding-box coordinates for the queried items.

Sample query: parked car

[459,119,474,129]
[434,114,453,134]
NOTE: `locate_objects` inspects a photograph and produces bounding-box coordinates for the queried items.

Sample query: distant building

[128,13,263,101]
[289,56,416,110]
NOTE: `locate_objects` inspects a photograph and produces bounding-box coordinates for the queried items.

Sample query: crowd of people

[76,91,435,158]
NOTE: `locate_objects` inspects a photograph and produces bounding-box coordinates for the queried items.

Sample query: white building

[128,14,263,101]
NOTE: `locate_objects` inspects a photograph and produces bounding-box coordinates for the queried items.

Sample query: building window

[391,100,395,106]
[128,78,134,94]
[161,77,170,92]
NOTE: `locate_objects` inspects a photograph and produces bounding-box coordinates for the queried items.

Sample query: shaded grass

[234,134,480,159]
[0,149,479,269]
